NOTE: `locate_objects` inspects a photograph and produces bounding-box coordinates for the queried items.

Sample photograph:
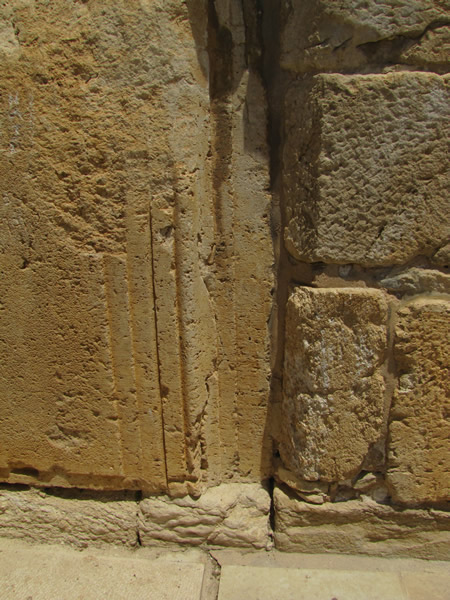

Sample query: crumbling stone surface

[387,298,450,506]
[274,486,450,560]
[281,287,388,483]
[138,483,271,549]
[283,72,450,266]
[0,487,137,548]
[378,268,450,296]
[280,0,450,72]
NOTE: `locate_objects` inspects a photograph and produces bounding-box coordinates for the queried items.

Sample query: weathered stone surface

[274,486,450,560]
[0,487,137,548]
[281,0,450,72]
[283,72,449,266]
[387,298,450,505]
[281,287,388,482]
[274,463,329,504]
[138,484,271,549]
[0,0,273,493]
[379,267,450,296]
[401,25,450,70]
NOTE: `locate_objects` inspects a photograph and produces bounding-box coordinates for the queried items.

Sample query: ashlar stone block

[283,72,449,266]
[281,287,388,482]
[387,298,450,505]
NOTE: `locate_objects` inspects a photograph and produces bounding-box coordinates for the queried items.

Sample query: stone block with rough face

[283,72,449,267]
[0,487,137,548]
[281,287,388,483]
[281,0,450,72]
[387,298,450,506]
[138,483,271,549]
[273,485,450,560]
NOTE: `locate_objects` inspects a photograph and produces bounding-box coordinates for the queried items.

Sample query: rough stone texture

[283,72,450,267]
[378,267,450,296]
[0,0,272,494]
[0,487,137,548]
[274,486,450,560]
[280,0,450,73]
[138,483,271,549]
[387,298,450,506]
[281,287,388,483]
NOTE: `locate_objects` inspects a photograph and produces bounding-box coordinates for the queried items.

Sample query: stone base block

[0,486,138,548]
[139,483,271,550]
[274,486,450,560]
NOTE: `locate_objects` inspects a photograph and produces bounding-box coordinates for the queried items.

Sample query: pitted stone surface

[281,0,450,72]
[283,72,449,266]
[0,0,273,493]
[281,287,388,483]
[387,297,450,505]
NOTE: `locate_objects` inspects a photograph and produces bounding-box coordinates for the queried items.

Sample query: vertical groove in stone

[125,207,167,491]
[148,207,170,491]
[149,201,188,484]
[103,254,142,481]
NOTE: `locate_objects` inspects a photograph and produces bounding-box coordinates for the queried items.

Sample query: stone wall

[270,0,449,555]
[0,0,448,557]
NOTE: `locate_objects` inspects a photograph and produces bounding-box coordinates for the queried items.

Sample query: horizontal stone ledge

[0,483,272,551]
[0,486,138,548]
[273,486,450,560]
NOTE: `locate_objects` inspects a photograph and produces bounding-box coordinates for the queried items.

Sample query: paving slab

[218,565,407,600]
[0,538,205,600]
[401,572,450,600]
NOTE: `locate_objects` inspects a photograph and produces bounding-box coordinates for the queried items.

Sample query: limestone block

[281,287,388,482]
[274,486,450,560]
[0,0,206,491]
[0,487,137,548]
[0,0,273,493]
[281,0,450,72]
[283,72,449,266]
[387,298,450,505]
[138,483,271,549]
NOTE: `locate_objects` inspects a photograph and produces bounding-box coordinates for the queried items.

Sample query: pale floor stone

[218,566,406,600]
[0,538,205,600]
[400,572,450,600]
[214,550,450,600]
[1,539,449,600]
